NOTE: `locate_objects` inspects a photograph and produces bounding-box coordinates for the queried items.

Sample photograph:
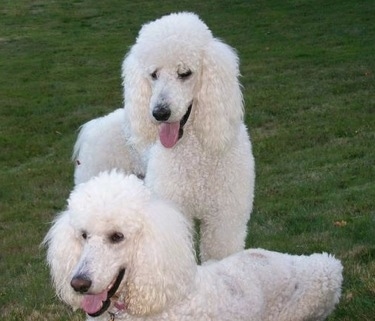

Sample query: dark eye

[109,232,124,243]
[178,70,192,79]
[150,70,158,80]
[81,231,87,240]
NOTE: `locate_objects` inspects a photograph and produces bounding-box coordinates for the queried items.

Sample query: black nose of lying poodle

[71,275,92,293]
[153,103,171,121]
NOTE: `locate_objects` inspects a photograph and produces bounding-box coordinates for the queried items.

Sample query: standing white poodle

[73,12,255,261]
[44,171,342,321]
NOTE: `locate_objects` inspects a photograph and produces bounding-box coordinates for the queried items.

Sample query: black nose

[71,275,92,293]
[152,103,171,121]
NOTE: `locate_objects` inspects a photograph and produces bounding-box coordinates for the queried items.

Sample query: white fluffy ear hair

[124,199,196,316]
[195,39,244,153]
[122,51,157,152]
[42,211,82,310]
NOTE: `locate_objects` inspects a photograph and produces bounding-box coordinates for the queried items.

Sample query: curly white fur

[72,109,145,184]
[44,171,342,321]
[73,12,255,261]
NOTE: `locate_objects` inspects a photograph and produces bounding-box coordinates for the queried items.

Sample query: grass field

[1,0,374,320]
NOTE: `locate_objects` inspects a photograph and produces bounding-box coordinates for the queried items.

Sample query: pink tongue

[159,122,180,148]
[81,291,107,314]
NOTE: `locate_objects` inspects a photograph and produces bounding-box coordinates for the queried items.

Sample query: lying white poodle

[44,171,342,321]
[73,12,255,261]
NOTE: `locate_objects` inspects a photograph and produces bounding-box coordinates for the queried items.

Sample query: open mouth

[81,269,125,317]
[158,103,192,148]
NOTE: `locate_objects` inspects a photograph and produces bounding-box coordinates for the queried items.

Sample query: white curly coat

[44,171,342,321]
[73,12,255,261]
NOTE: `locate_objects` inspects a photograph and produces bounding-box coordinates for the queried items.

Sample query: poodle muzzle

[71,268,126,317]
[155,103,192,148]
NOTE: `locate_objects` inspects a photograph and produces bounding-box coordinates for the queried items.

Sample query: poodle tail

[286,253,343,321]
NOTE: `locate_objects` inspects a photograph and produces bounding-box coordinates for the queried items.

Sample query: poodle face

[68,217,138,316]
[122,12,244,151]
[44,173,149,316]
[132,13,210,149]
[147,62,197,147]
[44,171,196,317]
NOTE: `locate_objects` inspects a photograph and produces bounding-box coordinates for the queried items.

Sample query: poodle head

[122,12,244,152]
[43,171,196,317]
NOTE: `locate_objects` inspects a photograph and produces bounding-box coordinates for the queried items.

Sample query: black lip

[178,103,192,139]
[87,268,125,317]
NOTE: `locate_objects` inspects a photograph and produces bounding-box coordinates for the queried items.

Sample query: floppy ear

[42,211,82,310]
[194,39,244,153]
[122,50,158,152]
[124,200,196,316]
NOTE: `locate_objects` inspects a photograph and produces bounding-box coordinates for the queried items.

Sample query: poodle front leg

[199,215,248,261]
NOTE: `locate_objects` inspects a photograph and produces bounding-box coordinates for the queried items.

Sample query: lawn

[0,0,374,320]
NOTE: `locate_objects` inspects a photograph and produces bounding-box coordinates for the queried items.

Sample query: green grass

[1,0,374,320]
